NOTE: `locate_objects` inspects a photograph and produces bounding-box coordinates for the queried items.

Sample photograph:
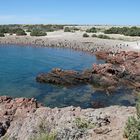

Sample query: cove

[0,45,136,108]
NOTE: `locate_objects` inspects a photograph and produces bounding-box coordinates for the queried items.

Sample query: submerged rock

[36,68,90,86]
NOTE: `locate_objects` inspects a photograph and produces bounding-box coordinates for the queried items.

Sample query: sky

[0,0,140,25]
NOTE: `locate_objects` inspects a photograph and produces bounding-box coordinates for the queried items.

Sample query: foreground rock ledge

[0,96,135,140]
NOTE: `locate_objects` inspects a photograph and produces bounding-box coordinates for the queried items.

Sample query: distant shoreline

[0,33,140,53]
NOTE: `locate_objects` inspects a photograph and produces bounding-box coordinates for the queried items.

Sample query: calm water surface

[0,45,136,108]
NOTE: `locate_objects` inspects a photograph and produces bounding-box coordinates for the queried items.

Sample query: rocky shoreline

[0,96,136,140]
[36,51,140,92]
[0,35,139,53]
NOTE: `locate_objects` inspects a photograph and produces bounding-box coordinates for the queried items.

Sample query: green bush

[83,33,89,37]
[15,29,27,36]
[0,27,26,35]
[124,117,140,140]
[86,27,97,33]
[124,97,140,140]
[97,34,111,39]
[30,29,47,36]
[0,27,10,33]
[64,27,80,32]
[104,26,140,36]
[92,34,97,37]
[64,27,71,32]
[0,33,5,37]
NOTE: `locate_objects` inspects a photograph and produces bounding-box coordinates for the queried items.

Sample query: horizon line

[0,23,140,26]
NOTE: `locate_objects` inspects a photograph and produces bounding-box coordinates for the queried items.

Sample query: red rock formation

[37,51,140,90]
[0,96,42,137]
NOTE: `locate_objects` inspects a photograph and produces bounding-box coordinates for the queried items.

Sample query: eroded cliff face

[0,96,135,140]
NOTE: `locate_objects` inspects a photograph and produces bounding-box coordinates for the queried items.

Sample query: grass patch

[31,132,56,140]
[124,96,140,140]
[75,117,95,129]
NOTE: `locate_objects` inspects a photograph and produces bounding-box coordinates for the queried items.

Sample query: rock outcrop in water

[36,67,119,89]
[0,96,135,140]
[36,51,140,91]
[36,68,88,86]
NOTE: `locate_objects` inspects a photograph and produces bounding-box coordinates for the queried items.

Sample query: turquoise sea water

[0,45,136,108]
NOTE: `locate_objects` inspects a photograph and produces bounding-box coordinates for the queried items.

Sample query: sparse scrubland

[104,26,140,36]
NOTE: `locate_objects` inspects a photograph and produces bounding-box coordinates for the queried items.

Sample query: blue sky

[0,0,140,25]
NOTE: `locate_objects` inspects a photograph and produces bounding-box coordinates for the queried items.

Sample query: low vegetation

[83,33,89,37]
[86,27,97,33]
[25,24,65,32]
[32,133,56,140]
[0,26,27,36]
[31,119,57,140]
[92,34,97,37]
[64,27,71,32]
[0,33,5,37]
[0,24,65,35]
[104,26,140,36]
[124,97,140,140]
[83,33,111,39]
[15,28,27,36]
[92,34,111,39]
[97,34,111,39]
[64,26,79,32]
[75,117,95,129]
[30,29,47,36]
